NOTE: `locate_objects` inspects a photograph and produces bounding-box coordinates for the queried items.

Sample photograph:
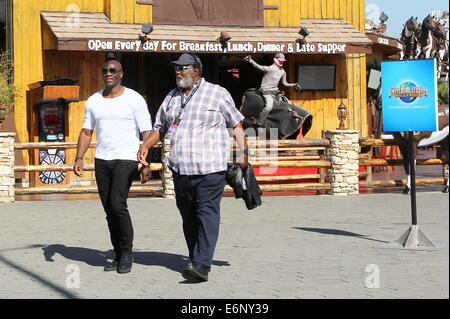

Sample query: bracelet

[76,157,83,160]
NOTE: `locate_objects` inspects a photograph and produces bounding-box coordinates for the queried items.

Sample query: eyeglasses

[174,65,193,72]
[102,67,122,75]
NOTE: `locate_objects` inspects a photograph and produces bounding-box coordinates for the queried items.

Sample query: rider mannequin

[244,53,301,126]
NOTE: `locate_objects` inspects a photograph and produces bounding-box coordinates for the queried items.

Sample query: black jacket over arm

[226,163,262,210]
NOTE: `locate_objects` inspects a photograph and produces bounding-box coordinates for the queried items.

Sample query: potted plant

[0,51,19,131]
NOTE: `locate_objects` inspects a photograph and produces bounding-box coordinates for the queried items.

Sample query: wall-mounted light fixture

[217,31,231,50]
[139,24,153,43]
[296,26,309,44]
[379,12,389,24]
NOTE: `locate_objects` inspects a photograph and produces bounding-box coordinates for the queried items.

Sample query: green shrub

[438,82,449,105]
[0,51,19,116]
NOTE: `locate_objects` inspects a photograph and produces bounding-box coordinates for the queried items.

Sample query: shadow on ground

[41,244,230,275]
[293,227,390,243]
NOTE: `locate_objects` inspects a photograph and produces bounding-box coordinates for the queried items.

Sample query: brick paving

[0,193,448,299]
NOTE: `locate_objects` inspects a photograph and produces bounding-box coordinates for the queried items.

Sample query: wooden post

[0,132,15,203]
[437,147,449,188]
[318,149,326,195]
[444,164,449,187]
[366,145,373,185]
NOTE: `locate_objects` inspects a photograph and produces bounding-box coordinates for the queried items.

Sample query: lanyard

[174,79,202,126]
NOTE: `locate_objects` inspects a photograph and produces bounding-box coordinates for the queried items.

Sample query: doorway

[0,0,6,51]
[120,52,275,117]
[118,52,286,177]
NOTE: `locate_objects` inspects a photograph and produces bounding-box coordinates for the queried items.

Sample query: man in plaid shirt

[138,53,248,282]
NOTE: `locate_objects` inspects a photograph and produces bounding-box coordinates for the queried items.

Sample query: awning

[41,12,372,55]
[365,31,403,56]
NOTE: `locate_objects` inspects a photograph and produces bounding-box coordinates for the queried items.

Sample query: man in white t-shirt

[73,57,152,274]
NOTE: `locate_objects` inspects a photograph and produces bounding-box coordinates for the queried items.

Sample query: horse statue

[418,15,444,59]
[393,105,449,194]
[400,16,421,60]
[239,88,313,139]
[415,14,449,80]
[432,19,449,80]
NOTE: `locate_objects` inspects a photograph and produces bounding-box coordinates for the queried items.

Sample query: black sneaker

[184,262,210,282]
[117,253,133,274]
[104,259,119,272]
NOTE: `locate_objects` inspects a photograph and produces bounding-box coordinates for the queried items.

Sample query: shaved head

[103,59,122,70]
[102,59,123,90]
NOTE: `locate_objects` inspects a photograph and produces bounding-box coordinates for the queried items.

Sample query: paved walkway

[0,193,448,299]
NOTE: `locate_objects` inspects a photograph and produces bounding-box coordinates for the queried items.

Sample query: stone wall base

[325,130,360,196]
[0,133,16,203]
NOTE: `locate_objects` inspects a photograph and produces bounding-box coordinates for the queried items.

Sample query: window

[297,65,337,91]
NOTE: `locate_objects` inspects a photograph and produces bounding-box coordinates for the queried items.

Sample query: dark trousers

[173,171,226,268]
[95,158,137,257]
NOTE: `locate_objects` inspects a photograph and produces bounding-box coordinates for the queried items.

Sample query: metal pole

[409,132,418,225]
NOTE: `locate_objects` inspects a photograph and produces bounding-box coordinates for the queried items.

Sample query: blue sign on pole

[381,59,438,132]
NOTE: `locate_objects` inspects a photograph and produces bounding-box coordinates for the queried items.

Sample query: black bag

[226,163,262,210]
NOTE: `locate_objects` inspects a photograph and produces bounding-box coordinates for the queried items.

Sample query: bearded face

[175,65,196,89]
[176,74,194,89]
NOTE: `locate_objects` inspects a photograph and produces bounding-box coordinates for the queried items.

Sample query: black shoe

[184,261,193,271]
[117,253,133,274]
[104,259,119,272]
[182,261,194,276]
[184,262,209,282]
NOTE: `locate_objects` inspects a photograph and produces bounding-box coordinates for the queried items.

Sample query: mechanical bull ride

[239,88,313,139]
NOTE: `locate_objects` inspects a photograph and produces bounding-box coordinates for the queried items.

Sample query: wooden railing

[238,138,332,193]
[14,138,334,196]
[358,138,448,188]
[14,142,164,196]
[13,137,448,197]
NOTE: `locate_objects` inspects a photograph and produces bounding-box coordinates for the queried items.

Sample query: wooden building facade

[7,0,371,183]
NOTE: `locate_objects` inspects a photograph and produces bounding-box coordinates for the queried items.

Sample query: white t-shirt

[82,87,152,161]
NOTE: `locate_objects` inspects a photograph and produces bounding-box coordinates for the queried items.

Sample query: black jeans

[172,170,226,268]
[95,159,138,257]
